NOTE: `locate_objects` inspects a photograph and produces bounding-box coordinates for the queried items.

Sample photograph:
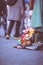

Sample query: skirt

[30,0,42,28]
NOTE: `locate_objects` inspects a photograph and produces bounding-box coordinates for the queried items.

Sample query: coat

[7,0,24,21]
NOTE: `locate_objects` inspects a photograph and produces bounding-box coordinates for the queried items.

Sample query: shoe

[6,34,9,39]
[14,36,21,40]
[14,35,21,40]
[13,46,17,48]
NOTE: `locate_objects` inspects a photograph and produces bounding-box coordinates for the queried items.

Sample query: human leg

[3,16,7,36]
[14,21,21,37]
[6,20,15,39]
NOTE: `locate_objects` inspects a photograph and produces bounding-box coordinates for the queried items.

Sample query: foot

[14,35,21,40]
[6,34,9,39]
[13,45,24,49]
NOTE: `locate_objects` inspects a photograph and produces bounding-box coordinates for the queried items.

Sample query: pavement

[0,5,43,65]
[0,25,43,65]
[0,36,43,65]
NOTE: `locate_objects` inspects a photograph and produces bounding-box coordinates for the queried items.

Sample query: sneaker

[6,34,9,39]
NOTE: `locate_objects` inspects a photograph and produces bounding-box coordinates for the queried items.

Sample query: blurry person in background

[0,0,7,36]
[30,0,43,34]
[6,0,25,39]
[29,0,34,10]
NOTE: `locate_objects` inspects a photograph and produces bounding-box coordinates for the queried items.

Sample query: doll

[17,27,35,49]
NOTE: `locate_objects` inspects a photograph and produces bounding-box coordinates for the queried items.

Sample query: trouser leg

[0,15,7,36]
[7,20,15,36]
[14,21,21,36]
[3,23,7,35]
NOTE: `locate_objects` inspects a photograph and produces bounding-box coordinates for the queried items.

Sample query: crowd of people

[0,0,30,39]
[0,0,43,41]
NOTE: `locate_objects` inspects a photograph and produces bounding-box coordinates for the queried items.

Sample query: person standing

[30,0,42,29]
[0,0,7,36]
[6,0,25,39]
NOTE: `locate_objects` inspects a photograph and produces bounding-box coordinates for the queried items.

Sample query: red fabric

[31,0,35,9]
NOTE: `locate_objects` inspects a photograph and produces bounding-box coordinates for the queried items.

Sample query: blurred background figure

[29,0,34,10]
[6,0,25,39]
[0,0,7,37]
[24,0,33,29]
[30,0,42,29]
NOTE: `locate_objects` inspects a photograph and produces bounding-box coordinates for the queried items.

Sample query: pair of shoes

[6,34,9,39]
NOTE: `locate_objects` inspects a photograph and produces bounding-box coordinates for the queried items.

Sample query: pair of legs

[0,15,7,36]
[3,16,7,36]
[7,20,21,38]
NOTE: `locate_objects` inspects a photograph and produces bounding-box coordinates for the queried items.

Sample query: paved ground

[0,37,43,65]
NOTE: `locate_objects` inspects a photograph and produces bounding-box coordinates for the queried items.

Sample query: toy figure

[16,27,35,49]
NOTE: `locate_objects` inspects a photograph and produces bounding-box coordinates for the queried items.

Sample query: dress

[7,0,24,21]
[30,0,42,28]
